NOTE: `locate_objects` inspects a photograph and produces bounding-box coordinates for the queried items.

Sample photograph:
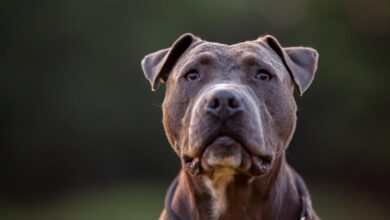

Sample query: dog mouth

[183,134,273,176]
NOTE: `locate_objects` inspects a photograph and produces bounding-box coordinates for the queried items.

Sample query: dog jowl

[141,33,319,220]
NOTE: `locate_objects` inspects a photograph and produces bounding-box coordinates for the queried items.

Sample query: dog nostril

[228,97,240,109]
[209,98,220,109]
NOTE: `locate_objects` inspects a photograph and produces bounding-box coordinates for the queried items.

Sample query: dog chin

[201,136,250,171]
[184,135,274,177]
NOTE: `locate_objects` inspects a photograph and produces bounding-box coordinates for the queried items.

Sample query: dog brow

[241,54,261,66]
[175,52,217,76]
[193,52,216,64]
[240,54,280,76]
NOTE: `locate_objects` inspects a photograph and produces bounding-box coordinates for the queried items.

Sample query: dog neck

[164,155,307,220]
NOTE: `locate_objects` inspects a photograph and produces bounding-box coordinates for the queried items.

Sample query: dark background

[1,0,389,219]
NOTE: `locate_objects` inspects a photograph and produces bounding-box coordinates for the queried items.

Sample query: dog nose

[206,90,243,118]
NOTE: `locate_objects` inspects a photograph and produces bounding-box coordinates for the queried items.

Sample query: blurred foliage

[1,0,389,218]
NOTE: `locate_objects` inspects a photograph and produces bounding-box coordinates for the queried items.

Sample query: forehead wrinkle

[183,43,240,69]
[232,41,281,61]
[191,42,229,56]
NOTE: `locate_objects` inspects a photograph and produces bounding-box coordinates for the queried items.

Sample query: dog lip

[199,134,274,176]
[201,134,237,152]
[184,133,274,176]
[209,135,239,145]
[201,133,254,157]
[184,132,265,161]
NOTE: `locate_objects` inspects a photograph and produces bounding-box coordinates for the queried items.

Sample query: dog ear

[261,35,319,95]
[141,33,200,91]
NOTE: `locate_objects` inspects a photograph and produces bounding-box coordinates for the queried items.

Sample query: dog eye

[184,70,200,81]
[255,70,272,81]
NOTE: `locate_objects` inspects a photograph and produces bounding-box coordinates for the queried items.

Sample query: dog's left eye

[255,70,273,81]
[184,70,200,81]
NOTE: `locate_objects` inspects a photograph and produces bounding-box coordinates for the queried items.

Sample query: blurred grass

[1,181,389,220]
[0,181,166,220]
[311,182,390,220]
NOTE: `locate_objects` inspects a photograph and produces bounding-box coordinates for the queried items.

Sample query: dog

[141,33,319,220]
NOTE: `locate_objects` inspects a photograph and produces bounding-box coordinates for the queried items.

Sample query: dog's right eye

[255,70,273,81]
[184,70,200,81]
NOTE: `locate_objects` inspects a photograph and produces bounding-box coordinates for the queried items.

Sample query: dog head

[141,33,318,178]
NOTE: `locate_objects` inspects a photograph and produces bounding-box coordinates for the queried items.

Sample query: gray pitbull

[141,33,319,220]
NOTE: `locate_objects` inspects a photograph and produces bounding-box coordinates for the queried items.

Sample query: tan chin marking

[206,154,241,168]
[204,167,236,220]
[203,140,243,169]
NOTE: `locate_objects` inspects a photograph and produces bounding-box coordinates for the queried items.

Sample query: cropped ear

[141,33,200,91]
[261,35,319,95]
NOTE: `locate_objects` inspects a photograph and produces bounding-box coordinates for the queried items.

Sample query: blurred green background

[1,0,390,219]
